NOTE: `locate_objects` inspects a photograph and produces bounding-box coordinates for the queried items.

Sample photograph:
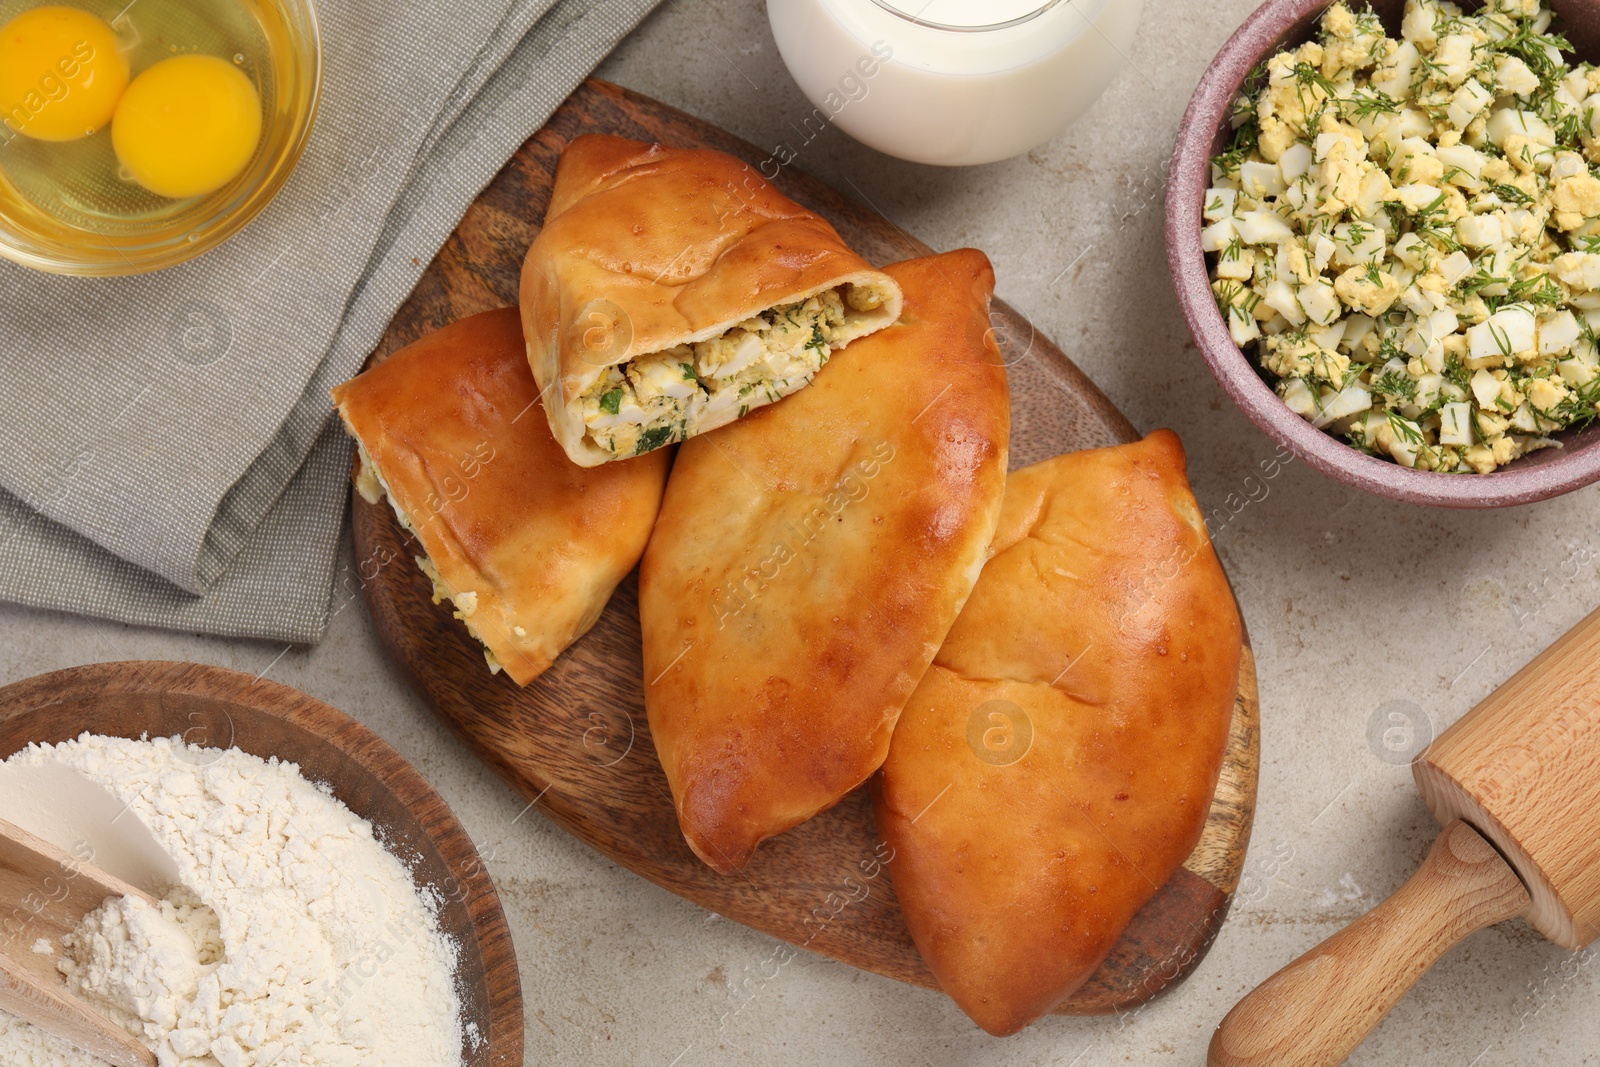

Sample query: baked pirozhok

[332,308,670,685]
[640,250,1009,873]
[520,134,903,467]
[874,430,1242,1035]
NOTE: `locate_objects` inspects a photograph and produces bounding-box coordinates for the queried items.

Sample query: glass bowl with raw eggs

[0,0,319,275]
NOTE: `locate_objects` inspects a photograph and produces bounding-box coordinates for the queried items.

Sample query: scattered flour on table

[0,734,463,1067]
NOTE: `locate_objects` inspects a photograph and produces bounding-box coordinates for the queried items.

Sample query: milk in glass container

[767,0,1142,166]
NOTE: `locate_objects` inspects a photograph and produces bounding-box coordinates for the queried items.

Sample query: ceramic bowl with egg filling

[1167,0,1600,508]
[0,0,320,276]
[0,660,525,1066]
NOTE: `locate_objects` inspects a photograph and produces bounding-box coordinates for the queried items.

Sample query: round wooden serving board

[354,79,1260,1016]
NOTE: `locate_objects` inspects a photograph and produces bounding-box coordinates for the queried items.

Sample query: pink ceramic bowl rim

[1165,0,1600,508]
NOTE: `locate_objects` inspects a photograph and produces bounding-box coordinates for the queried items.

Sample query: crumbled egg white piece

[1208,0,1600,473]
[416,554,500,673]
[349,437,507,670]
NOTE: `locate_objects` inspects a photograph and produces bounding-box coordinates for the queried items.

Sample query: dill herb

[1214,120,1259,179]
[1494,23,1572,84]
[1509,273,1562,306]
[1555,109,1586,148]
[1489,182,1533,205]
[1373,370,1419,401]
[1488,319,1515,360]
[635,425,674,454]
[1342,88,1400,121]
[1387,410,1425,445]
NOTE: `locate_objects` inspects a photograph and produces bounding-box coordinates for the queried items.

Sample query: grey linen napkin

[0,0,661,644]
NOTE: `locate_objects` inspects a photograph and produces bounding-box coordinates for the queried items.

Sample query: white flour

[60,888,223,1036]
[0,734,463,1067]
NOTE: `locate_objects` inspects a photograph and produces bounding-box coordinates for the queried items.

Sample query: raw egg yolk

[111,54,261,199]
[0,6,129,142]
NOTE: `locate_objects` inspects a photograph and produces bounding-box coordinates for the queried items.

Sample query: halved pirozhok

[520,134,903,467]
[332,307,669,684]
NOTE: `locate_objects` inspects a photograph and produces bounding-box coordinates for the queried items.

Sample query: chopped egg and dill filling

[1207,0,1600,473]
[580,284,885,458]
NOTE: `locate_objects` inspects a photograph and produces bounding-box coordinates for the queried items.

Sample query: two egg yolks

[0,5,262,199]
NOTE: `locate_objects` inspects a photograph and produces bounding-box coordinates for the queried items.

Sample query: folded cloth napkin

[0,0,661,644]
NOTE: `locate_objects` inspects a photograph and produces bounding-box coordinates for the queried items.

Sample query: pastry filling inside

[579,283,887,457]
[351,438,503,675]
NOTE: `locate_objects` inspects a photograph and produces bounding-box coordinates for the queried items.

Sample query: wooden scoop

[1210,606,1600,1067]
[0,817,157,1067]
[0,764,180,896]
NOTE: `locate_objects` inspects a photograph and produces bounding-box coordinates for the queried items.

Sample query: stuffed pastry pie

[520,134,903,467]
[873,431,1242,1036]
[639,249,1009,873]
[331,307,670,685]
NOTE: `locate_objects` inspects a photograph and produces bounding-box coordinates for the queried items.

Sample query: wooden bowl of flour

[0,660,523,1067]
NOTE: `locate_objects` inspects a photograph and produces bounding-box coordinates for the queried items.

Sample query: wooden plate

[354,79,1260,1016]
[0,661,523,1065]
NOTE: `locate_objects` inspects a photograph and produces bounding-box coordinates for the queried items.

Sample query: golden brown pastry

[639,250,1009,873]
[331,307,670,685]
[873,431,1242,1036]
[520,134,903,467]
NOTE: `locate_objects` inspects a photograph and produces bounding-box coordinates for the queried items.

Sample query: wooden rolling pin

[1210,605,1600,1067]
[0,817,157,1067]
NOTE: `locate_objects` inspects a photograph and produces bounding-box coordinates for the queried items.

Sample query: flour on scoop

[0,734,463,1067]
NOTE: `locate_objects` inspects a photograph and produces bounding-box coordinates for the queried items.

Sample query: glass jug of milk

[767,0,1142,166]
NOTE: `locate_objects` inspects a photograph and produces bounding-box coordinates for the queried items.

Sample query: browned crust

[873,431,1244,1035]
[331,308,669,685]
[519,134,902,466]
[639,250,1010,873]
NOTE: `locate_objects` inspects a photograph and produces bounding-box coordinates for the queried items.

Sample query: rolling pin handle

[1208,819,1530,1067]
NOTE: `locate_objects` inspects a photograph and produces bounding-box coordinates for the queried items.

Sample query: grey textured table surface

[4,1,1599,1064]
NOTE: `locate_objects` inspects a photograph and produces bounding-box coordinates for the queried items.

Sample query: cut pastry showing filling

[520,134,904,467]
[579,285,890,457]
[347,429,517,677]
[331,307,670,686]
